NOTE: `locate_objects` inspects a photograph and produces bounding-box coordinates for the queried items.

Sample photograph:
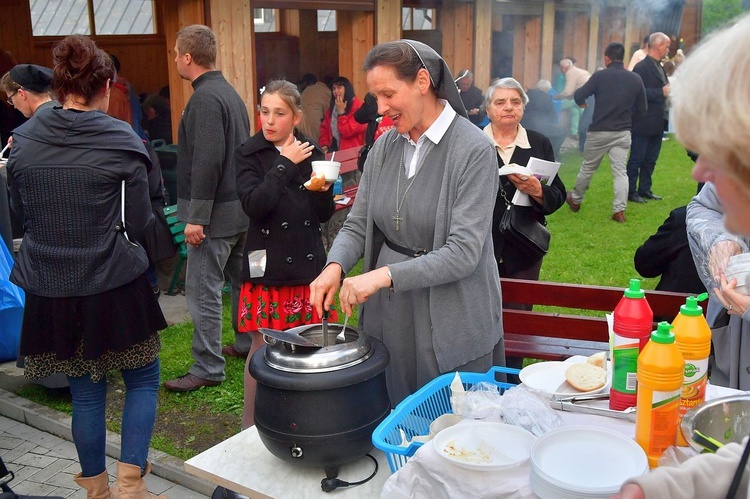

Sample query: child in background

[233,79,337,427]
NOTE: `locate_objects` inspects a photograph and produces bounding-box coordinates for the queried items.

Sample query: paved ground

[0,287,215,498]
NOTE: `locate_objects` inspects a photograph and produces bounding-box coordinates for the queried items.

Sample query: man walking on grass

[627,32,671,204]
[565,42,647,223]
[164,24,252,392]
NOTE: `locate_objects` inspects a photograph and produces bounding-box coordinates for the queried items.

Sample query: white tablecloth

[381,384,742,499]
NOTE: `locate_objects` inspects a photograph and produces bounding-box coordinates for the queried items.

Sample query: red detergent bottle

[610,279,653,411]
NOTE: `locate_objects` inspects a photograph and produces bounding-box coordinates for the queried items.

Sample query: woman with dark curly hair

[6,34,166,498]
[319,76,366,153]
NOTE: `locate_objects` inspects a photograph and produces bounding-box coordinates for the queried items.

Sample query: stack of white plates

[529,426,648,498]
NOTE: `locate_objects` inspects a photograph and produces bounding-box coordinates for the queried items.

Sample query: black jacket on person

[631,56,669,136]
[7,107,153,297]
[634,206,706,295]
[574,61,647,132]
[235,131,335,286]
[491,129,566,275]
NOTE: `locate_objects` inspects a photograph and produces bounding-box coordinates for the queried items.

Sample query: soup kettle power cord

[320,454,379,493]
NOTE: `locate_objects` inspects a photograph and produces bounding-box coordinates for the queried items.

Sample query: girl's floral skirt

[238,283,337,332]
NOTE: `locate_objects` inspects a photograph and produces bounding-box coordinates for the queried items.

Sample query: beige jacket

[299,82,331,142]
[558,65,591,99]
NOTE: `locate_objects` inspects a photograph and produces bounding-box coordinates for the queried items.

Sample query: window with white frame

[254,8,279,32]
[318,10,336,31]
[402,8,436,30]
[29,0,156,36]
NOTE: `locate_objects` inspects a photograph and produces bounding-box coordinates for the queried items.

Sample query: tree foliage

[702,0,745,34]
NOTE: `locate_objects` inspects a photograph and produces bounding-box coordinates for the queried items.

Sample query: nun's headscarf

[397,39,468,119]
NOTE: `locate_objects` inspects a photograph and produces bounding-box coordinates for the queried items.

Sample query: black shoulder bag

[497,187,550,261]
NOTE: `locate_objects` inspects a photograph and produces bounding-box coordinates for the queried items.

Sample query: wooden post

[338,10,374,98]
[375,0,402,44]
[474,0,492,90]
[441,2,474,78]
[587,2,601,73]
[541,0,555,82]
[210,1,257,133]
[161,0,205,144]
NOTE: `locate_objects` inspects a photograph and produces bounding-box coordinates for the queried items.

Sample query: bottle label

[680,358,709,417]
[612,334,639,395]
[647,389,681,456]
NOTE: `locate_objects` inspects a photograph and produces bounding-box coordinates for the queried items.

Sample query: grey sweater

[327,116,503,371]
[176,71,250,237]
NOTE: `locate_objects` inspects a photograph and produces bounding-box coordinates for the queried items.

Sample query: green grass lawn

[17,136,699,460]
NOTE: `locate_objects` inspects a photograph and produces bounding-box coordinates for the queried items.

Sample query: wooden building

[1,0,701,140]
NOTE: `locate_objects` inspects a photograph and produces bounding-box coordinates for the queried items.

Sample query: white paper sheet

[499,157,561,206]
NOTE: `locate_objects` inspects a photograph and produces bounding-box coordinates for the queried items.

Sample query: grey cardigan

[327,116,503,371]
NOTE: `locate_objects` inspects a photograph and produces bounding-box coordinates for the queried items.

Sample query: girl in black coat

[234,80,336,426]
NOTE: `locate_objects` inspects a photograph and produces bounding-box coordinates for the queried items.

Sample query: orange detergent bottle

[671,293,711,447]
[635,322,685,468]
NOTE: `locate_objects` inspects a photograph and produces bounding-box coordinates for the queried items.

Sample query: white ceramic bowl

[312,160,341,182]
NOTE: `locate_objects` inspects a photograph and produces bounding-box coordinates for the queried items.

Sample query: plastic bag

[498,386,566,436]
[0,242,24,362]
[452,381,504,421]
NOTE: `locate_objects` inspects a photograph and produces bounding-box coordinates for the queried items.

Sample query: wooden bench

[500,278,691,361]
[322,147,361,247]
[325,146,360,212]
[163,204,187,296]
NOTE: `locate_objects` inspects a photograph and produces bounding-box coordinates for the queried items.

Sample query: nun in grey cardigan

[327,117,503,370]
[312,39,504,404]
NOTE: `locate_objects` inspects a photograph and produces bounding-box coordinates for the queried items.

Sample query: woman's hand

[338,267,392,316]
[279,134,314,165]
[507,173,544,204]
[714,273,750,316]
[708,241,741,284]
[335,94,347,115]
[310,263,344,317]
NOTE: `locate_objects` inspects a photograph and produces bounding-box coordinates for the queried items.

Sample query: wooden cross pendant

[392,214,403,231]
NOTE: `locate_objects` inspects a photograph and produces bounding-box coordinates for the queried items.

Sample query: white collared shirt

[483,123,531,165]
[400,99,457,178]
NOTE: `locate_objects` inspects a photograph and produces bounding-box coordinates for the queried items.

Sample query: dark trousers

[626,133,663,195]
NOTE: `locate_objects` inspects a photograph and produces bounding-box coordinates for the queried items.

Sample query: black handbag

[498,188,550,261]
[141,205,177,264]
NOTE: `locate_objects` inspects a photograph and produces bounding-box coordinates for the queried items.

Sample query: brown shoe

[611,211,626,223]
[222,344,249,359]
[164,373,221,392]
[566,191,581,212]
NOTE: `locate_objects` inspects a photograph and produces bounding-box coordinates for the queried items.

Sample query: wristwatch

[387,269,394,291]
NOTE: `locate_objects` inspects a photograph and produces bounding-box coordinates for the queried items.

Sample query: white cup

[312,160,341,182]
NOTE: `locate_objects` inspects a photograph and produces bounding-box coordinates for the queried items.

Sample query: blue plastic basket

[371,366,519,472]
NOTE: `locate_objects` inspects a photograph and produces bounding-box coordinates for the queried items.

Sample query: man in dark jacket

[566,42,647,223]
[627,32,671,204]
[164,25,251,392]
[456,70,486,127]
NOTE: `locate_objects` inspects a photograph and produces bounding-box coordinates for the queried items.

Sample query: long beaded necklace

[393,146,422,231]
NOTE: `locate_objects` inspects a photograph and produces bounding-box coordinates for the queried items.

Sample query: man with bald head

[626,32,671,204]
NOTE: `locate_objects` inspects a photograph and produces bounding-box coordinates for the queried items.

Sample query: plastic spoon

[330,151,336,162]
[337,314,350,342]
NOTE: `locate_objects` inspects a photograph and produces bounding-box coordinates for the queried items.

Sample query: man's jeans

[571,130,631,214]
[627,133,663,196]
[68,359,160,477]
[185,230,249,381]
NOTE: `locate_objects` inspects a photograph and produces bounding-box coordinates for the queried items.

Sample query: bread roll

[587,351,607,369]
[565,362,607,392]
[304,172,326,191]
